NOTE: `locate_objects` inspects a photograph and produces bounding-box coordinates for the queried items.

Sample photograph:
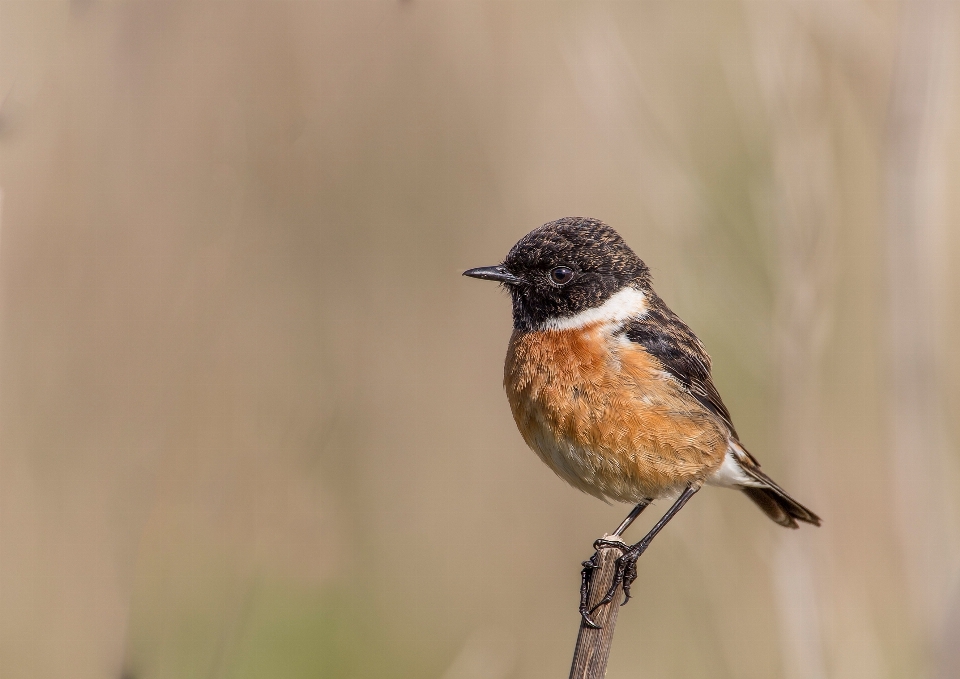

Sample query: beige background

[1,2,959,678]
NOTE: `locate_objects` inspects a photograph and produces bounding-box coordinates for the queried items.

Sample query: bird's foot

[582,538,651,623]
[579,538,631,628]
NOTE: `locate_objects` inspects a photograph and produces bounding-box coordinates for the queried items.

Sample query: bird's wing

[622,293,739,440]
[622,296,821,527]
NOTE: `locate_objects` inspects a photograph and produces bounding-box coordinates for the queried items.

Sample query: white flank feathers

[707,447,763,488]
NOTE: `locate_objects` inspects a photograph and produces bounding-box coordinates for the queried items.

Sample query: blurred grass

[127,577,438,679]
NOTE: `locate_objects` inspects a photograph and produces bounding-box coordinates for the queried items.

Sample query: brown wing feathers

[623,293,821,528]
[623,294,738,437]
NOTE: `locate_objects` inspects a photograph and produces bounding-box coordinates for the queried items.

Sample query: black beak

[462,265,522,285]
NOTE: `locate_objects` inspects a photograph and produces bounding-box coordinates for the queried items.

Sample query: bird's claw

[586,539,650,617]
[579,539,632,628]
[579,554,603,628]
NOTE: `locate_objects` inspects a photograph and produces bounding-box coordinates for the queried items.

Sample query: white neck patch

[541,286,648,331]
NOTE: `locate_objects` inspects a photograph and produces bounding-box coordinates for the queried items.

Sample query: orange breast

[504,323,727,502]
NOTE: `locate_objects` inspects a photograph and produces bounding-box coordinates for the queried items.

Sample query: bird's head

[463,217,651,331]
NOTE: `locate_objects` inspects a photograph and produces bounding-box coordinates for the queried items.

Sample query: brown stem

[569,536,625,679]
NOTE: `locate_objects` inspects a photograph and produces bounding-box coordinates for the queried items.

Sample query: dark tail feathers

[731,444,821,529]
[742,486,821,529]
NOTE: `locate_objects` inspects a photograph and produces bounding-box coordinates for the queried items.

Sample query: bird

[463,217,820,626]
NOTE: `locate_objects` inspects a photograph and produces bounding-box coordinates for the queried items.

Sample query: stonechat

[464,217,820,626]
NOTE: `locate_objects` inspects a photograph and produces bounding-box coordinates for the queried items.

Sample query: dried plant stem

[569,536,625,679]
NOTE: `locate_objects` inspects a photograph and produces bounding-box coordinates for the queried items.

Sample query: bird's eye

[550,266,574,285]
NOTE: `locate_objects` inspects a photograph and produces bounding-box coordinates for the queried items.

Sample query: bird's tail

[741,486,820,529]
[730,442,821,529]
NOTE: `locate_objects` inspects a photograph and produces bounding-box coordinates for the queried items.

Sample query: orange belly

[504,324,727,503]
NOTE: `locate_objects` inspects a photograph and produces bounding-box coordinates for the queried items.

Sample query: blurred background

[1,1,959,678]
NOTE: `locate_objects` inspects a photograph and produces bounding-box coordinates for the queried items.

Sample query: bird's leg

[612,500,650,537]
[578,500,650,627]
[590,481,703,615]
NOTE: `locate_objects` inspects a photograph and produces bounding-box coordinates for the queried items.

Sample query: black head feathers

[498,217,650,331]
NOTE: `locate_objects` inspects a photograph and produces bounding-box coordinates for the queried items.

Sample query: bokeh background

[1,1,959,678]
